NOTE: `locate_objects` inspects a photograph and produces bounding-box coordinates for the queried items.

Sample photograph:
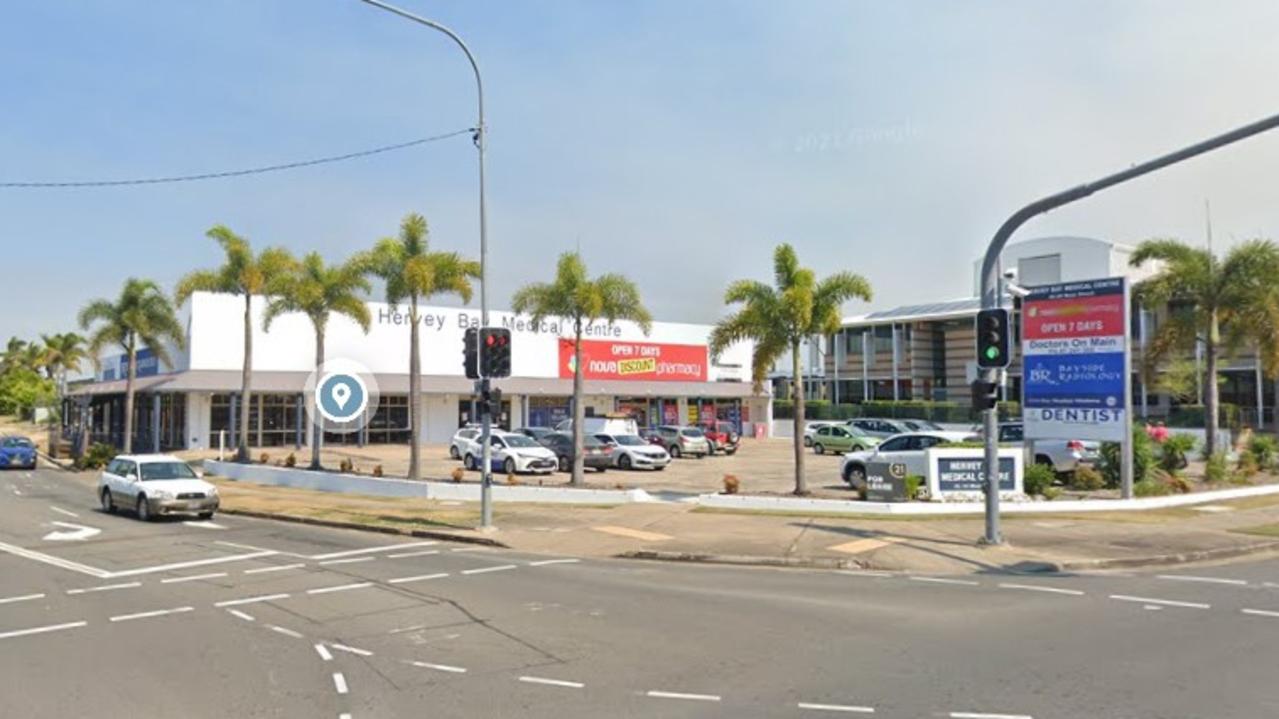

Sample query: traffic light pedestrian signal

[463,327,479,379]
[480,327,512,378]
[975,308,1011,369]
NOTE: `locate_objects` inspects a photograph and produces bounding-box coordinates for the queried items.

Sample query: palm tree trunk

[1206,312,1220,454]
[408,296,421,481]
[122,338,137,454]
[237,294,253,462]
[311,328,325,470]
[791,339,807,495]
[571,321,585,487]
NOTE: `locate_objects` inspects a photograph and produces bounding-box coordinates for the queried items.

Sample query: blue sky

[3,1,1279,343]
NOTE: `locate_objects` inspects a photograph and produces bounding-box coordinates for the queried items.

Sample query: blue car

[0,436,37,469]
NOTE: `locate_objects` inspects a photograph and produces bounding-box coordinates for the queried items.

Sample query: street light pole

[357,0,495,529]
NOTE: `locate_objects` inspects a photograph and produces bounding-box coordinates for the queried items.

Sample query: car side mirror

[127,473,139,482]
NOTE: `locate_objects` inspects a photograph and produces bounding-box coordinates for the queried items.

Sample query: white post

[833,331,842,405]
[862,329,871,401]
[1256,350,1265,429]
[891,324,900,402]
[218,430,225,462]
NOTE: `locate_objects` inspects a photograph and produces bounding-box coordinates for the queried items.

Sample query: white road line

[518,676,584,689]
[227,609,256,622]
[50,506,79,518]
[309,540,437,561]
[108,550,278,578]
[387,550,440,559]
[339,714,351,719]
[110,606,194,622]
[315,643,334,661]
[244,563,306,575]
[646,691,721,702]
[388,573,449,585]
[1109,594,1210,610]
[450,546,491,552]
[0,620,88,640]
[0,593,45,605]
[330,643,373,657]
[528,558,580,567]
[318,556,376,566]
[161,572,228,584]
[269,625,304,639]
[1157,574,1248,586]
[950,713,1033,719]
[307,582,374,595]
[0,540,109,577]
[407,660,467,673]
[67,581,142,595]
[1242,608,1279,618]
[837,570,894,578]
[215,540,291,554]
[332,673,348,695]
[909,576,980,586]
[461,564,517,575]
[1263,582,1279,589]
[182,521,227,530]
[998,583,1085,596]
[215,593,290,608]
[798,702,875,713]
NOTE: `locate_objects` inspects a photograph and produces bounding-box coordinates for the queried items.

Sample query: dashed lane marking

[315,644,334,661]
[950,713,1033,719]
[1109,595,1210,610]
[244,563,306,575]
[333,673,349,695]
[518,676,584,689]
[161,572,228,584]
[909,576,980,587]
[270,625,304,639]
[67,582,142,595]
[0,593,45,605]
[307,582,374,595]
[827,537,903,555]
[318,556,376,566]
[461,564,516,576]
[0,620,87,640]
[387,550,439,559]
[591,526,673,542]
[798,702,875,713]
[388,573,449,585]
[838,570,894,578]
[528,558,580,566]
[49,506,79,518]
[1157,574,1248,586]
[182,521,227,530]
[1242,608,1279,618]
[646,691,721,702]
[339,714,351,719]
[227,610,256,622]
[407,660,467,674]
[309,540,438,561]
[108,550,279,578]
[215,593,290,608]
[998,583,1085,596]
[330,643,373,657]
[110,606,194,622]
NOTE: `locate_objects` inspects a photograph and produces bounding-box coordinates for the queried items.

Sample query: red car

[701,421,740,455]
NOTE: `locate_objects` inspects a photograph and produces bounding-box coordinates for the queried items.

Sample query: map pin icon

[331,382,351,411]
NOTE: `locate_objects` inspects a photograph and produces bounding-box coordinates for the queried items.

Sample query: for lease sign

[559,339,708,382]
[1022,278,1128,442]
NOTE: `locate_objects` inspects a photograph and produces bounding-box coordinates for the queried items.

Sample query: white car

[463,431,558,475]
[98,454,219,521]
[449,426,482,459]
[839,431,978,489]
[596,433,671,470]
[996,422,1100,473]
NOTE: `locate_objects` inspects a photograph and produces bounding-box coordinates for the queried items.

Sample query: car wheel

[503,458,517,475]
[449,445,460,460]
[803,436,813,447]
[596,466,607,473]
[619,454,633,470]
[814,443,824,455]
[844,465,866,488]
[670,445,681,459]
[464,454,476,471]
[136,496,152,522]
[725,448,737,455]
[100,488,116,514]
[558,455,569,472]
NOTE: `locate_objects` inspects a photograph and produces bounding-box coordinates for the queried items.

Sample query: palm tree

[2,337,32,373]
[175,226,296,462]
[263,252,373,470]
[362,213,480,481]
[1131,238,1279,452]
[39,333,88,458]
[710,244,872,495]
[512,252,652,487]
[79,279,184,454]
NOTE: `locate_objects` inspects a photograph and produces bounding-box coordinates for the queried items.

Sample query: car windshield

[2,437,33,448]
[504,435,539,448]
[614,435,647,446]
[583,436,605,448]
[139,462,198,481]
[680,428,703,438]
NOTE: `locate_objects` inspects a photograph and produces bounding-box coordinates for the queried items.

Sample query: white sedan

[839,431,978,489]
[596,433,671,470]
[98,454,220,521]
[463,432,558,475]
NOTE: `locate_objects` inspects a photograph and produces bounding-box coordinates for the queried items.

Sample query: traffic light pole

[977,110,1279,546]
[479,378,493,529]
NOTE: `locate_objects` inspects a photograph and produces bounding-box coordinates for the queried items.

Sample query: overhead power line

[0,128,475,188]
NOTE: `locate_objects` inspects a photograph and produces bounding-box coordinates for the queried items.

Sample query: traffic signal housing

[975,308,1011,369]
[971,379,999,412]
[463,327,479,379]
[479,327,512,378]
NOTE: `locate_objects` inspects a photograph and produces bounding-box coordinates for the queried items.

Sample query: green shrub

[1024,463,1056,496]
[1154,470,1193,494]
[904,475,923,500]
[1134,478,1173,497]
[75,442,116,470]
[1043,486,1063,501]
[1237,452,1260,477]
[1100,426,1154,488]
[1247,435,1278,469]
[1069,465,1106,491]
[1204,452,1229,484]
[1159,434,1196,472]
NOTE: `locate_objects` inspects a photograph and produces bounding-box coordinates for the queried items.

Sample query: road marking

[591,525,673,542]
[270,625,304,639]
[339,714,351,719]
[0,620,88,640]
[528,558,580,566]
[461,564,516,575]
[108,550,278,578]
[1109,594,1210,610]
[0,540,108,577]
[244,563,306,575]
[42,521,101,542]
[388,573,449,585]
[1143,605,1163,611]
[161,572,228,584]
[1242,608,1279,618]
[318,556,376,566]
[388,550,440,559]
[646,690,721,702]
[0,593,45,605]
[215,593,290,607]
[910,576,980,586]
[519,675,584,688]
[67,581,142,595]
[950,713,1033,719]
[307,582,374,595]
[449,546,491,552]
[998,583,1085,596]
[332,673,348,695]
[227,609,256,622]
[309,540,438,561]
[110,606,194,622]
[1264,582,1279,589]
[798,702,876,713]
[837,570,894,578]
[183,521,227,530]
[315,644,334,661]
[828,537,902,555]
[1157,574,1248,586]
[330,643,373,657]
[407,660,468,673]
[50,506,79,518]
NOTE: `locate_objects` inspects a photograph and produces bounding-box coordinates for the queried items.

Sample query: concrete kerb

[1048,540,1279,572]
[218,508,508,548]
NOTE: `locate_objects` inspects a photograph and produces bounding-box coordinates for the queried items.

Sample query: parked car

[839,431,978,489]
[639,428,667,447]
[449,426,481,459]
[514,426,554,442]
[846,418,915,439]
[554,416,641,437]
[802,421,835,447]
[463,431,558,474]
[595,433,671,470]
[539,431,613,472]
[0,435,37,469]
[700,421,740,455]
[810,424,880,455]
[994,422,1100,473]
[98,454,219,521]
[900,419,945,432]
[653,425,710,459]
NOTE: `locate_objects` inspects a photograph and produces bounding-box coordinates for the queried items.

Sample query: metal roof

[851,297,982,326]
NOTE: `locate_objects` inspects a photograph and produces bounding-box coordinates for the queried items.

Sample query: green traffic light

[985,347,1000,359]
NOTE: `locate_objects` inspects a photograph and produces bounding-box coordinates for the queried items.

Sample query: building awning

[68,370,764,399]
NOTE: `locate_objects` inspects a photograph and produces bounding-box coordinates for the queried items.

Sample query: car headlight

[152,489,173,500]
[208,485,219,496]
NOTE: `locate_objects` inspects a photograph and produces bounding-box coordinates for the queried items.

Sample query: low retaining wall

[205,460,655,505]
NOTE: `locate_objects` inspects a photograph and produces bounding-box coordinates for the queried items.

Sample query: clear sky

[3,0,1279,343]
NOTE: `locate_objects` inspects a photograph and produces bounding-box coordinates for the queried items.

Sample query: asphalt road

[2,465,1278,718]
